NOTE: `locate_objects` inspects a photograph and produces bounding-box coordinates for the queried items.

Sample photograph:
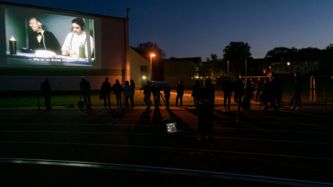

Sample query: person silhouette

[234,76,244,112]
[198,78,215,141]
[40,78,52,110]
[130,80,135,108]
[80,76,91,109]
[164,86,171,109]
[222,77,233,112]
[123,81,130,108]
[112,80,122,110]
[176,80,184,106]
[191,80,201,109]
[290,72,303,110]
[100,77,112,109]
[143,81,152,111]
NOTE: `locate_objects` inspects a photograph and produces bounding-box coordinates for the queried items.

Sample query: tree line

[134,41,333,78]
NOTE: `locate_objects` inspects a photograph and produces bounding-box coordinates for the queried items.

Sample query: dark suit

[29,31,61,54]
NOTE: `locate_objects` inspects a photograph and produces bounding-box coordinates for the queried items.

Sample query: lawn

[0,93,145,108]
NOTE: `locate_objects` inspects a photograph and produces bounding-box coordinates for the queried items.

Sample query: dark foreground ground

[0,105,333,186]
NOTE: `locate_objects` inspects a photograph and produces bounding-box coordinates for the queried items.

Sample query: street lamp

[286,61,291,79]
[149,53,156,80]
[287,61,292,95]
[286,61,291,66]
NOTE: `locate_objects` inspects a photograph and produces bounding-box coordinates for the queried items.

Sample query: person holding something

[62,17,94,59]
[28,17,61,54]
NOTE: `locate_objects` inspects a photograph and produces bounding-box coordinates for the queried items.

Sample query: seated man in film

[28,17,61,54]
[61,17,94,59]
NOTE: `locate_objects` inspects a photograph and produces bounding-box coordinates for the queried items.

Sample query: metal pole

[313,76,316,103]
[150,56,152,80]
[289,65,292,96]
[310,76,312,102]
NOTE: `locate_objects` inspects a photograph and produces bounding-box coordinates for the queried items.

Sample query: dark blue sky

[2,0,333,59]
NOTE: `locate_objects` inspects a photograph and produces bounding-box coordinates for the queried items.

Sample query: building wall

[0,3,129,91]
[0,75,122,91]
[129,48,149,88]
[164,60,198,89]
[271,61,319,75]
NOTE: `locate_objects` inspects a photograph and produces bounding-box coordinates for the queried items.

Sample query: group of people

[141,80,185,110]
[216,74,303,112]
[40,75,303,142]
[141,78,215,141]
[219,76,283,112]
[28,17,94,59]
[82,77,135,110]
[141,81,169,109]
[40,77,135,110]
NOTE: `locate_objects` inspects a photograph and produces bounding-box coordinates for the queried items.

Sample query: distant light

[194,75,199,79]
[286,62,291,66]
[142,75,147,80]
[150,53,156,58]
[268,66,272,69]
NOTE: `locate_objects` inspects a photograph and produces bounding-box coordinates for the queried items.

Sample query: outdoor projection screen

[0,3,112,69]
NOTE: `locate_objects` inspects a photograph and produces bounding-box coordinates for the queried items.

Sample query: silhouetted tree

[297,47,322,61]
[324,44,333,60]
[320,44,333,75]
[136,41,166,81]
[136,41,166,60]
[223,42,252,76]
[265,47,297,62]
[265,46,326,76]
[208,53,221,78]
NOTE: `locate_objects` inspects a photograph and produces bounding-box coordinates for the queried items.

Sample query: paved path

[0,106,332,186]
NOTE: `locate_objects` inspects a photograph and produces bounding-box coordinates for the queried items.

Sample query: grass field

[0,90,332,108]
[0,94,144,108]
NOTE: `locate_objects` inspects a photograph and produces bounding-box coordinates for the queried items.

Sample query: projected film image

[4,5,95,67]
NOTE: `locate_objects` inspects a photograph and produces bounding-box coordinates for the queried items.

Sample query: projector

[35,50,56,58]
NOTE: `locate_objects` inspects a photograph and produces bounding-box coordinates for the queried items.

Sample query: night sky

[2,0,333,59]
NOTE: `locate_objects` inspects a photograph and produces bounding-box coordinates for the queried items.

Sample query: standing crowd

[40,74,303,142]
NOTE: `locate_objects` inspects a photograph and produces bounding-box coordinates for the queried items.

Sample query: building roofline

[0,1,127,21]
[165,57,202,62]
